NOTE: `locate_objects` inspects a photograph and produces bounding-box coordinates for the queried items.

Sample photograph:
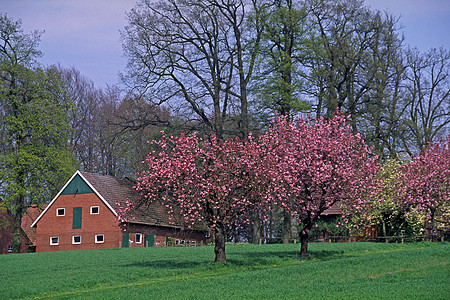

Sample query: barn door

[72,207,82,229]
[122,232,129,248]
[145,234,155,247]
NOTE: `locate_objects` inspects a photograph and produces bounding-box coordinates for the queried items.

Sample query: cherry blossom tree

[260,113,379,258]
[399,135,450,239]
[129,132,272,263]
[341,158,422,238]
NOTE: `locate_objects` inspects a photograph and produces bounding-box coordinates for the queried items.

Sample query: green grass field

[1,242,449,299]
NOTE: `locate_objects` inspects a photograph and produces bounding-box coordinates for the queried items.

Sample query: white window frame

[95,234,104,243]
[72,235,81,244]
[56,208,65,216]
[50,236,59,245]
[135,233,142,244]
[90,206,99,215]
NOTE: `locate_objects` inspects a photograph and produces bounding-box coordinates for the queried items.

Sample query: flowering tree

[261,113,379,258]
[129,132,271,263]
[399,136,450,239]
[342,159,422,238]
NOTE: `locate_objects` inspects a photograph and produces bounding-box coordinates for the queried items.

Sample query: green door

[145,234,155,247]
[122,232,129,248]
[72,207,82,229]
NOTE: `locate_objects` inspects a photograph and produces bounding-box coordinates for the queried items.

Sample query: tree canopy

[0,14,75,252]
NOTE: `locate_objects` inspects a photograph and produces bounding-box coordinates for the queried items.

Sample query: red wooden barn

[31,171,210,252]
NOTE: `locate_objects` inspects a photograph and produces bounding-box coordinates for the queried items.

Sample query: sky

[1,0,449,89]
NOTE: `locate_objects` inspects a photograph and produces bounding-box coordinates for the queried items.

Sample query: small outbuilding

[31,171,210,252]
[0,205,31,254]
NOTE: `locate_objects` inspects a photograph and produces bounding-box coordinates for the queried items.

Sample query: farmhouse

[31,171,210,252]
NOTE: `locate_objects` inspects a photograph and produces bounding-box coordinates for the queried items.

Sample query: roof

[31,170,181,229]
[79,172,178,228]
[321,203,341,216]
[21,204,48,245]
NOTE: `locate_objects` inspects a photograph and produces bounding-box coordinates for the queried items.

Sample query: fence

[258,234,444,244]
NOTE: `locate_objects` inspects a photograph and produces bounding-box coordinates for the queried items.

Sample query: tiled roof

[321,203,341,216]
[80,172,181,228]
[21,204,48,245]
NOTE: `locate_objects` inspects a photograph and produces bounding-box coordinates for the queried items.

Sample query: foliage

[399,136,450,233]
[250,0,310,121]
[307,216,350,240]
[0,14,76,252]
[128,132,272,262]
[343,137,449,238]
[259,112,379,257]
[342,158,423,237]
[0,243,448,299]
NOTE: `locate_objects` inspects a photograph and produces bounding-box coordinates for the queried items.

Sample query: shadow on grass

[122,260,204,269]
[121,248,348,270]
[227,249,346,265]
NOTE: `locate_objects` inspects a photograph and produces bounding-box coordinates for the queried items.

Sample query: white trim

[135,233,142,244]
[50,236,59,245]
[72,235,81,244]
[31,171,79,227]
[56,208,65,216]
[95,234,104,243]
[31,170,118,227]
[77,172,118,217]
[90,206,100,215]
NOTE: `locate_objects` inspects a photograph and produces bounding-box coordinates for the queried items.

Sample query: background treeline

[1,0,449,251]
[26,0,446,180]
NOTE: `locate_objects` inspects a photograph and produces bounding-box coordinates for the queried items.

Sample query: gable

[30,171,118,228]
[61,174,94,195]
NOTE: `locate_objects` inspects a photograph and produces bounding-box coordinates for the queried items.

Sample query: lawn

[0,242,449,299]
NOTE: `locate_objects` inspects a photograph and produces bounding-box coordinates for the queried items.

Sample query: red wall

[0,208,29,254]
[126,223,211,247]
[35,193,122,252]
[35,193,211,252]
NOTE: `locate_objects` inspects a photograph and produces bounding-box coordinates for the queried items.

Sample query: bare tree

[122,0,265,139]
[403,47,449,154]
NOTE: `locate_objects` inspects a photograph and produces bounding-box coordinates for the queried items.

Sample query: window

[95,234,104,243]
[90,206,99,214]
[72,235,81,244]
[56,208,65,216]
[50,236,59,245]
[135,233,142,244]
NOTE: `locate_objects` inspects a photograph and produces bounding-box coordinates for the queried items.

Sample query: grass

[0,242,449,299]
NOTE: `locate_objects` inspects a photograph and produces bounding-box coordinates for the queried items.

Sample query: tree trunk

[282,209,291,244]
[429,209,436,242]
[12,202,24,253]
[214,222,227,263]
[300,227,311,259]
[381,218,387,243]
[251,213,261,244]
